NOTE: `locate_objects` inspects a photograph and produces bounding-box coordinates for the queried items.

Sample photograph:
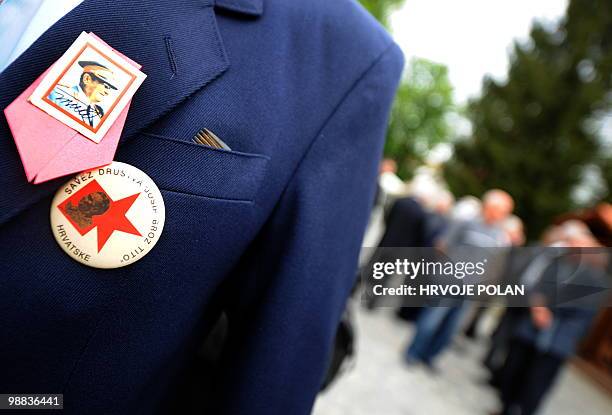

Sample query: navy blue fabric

[120,133,270,202]
[0,0,404,413]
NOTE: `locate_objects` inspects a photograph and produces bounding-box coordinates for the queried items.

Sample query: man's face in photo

[82,70,112,105]
[77,62,118,107]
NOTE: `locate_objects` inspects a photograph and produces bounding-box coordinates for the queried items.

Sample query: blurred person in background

[450,195,482,222]
[360,158,406,249]
[404,190,514,370]
[364,193,432,309]
[378,158,406,207]
[485,221,581,387]
[424,189,455,245]
[504,215,526,247]
[440,190,514,249]
[497,223,607,415]
[395,188,456,321]
[464,215,526,339]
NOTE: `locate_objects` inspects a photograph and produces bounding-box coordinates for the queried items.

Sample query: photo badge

[29,32,146,143]
[50,162,165,269]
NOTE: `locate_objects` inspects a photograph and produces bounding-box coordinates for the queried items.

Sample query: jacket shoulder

[268,0,397,71]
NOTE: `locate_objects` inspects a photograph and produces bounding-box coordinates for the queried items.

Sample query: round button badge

[50,162,165,269]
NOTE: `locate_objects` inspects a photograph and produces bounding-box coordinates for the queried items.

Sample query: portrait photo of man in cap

[47,59,119,129]
[27,34,145,143]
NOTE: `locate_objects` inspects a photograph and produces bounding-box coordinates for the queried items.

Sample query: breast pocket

[116,132,269,203]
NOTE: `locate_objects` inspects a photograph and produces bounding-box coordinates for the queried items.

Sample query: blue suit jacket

[0,0,403,413]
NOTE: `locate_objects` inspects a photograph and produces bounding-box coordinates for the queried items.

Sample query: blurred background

[313,1,612,414]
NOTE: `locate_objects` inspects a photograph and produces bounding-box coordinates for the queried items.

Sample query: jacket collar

[215,0,264,16]
[0,0,261,225]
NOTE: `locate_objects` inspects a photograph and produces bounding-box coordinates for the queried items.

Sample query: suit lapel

[0,0,231,225]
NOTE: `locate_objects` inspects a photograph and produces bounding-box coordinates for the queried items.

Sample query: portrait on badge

[43,46,133,131]
[29,32,146,143]
[47,60,120,128]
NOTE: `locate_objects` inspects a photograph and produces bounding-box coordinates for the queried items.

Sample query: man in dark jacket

[498,232,607,415]
[0,1,404,413]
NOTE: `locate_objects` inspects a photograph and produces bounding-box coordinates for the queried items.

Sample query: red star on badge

[58,180,142,252]
[91,193,141,252]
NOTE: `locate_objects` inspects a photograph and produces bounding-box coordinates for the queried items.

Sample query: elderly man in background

[404,189,514,369]
[464,214,526,339]
[497,223,607,415]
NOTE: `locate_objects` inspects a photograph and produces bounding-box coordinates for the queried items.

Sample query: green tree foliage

[385,59,455,179]
[444,0,612,239]
[359,0,405,28]
[359,0,456,179]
